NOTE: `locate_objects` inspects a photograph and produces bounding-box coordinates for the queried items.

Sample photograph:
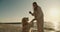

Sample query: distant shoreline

[0,22,21,24]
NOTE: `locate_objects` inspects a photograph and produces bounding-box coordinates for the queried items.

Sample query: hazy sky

[0,0,60,23]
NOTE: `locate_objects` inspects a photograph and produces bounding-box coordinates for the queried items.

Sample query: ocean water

[6,23,56,32]
[8,24,22,27]
[8,24,55,32]
[0,22,59,32]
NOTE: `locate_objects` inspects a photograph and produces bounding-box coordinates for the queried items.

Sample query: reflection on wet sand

[0,22,60,32]
[0,24,22,32]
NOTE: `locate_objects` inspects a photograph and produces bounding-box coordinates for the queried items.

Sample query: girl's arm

[29,19,36,27]
[29,11,35,16]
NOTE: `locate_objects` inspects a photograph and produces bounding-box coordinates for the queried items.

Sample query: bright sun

[49,8,59,17]
[48,8,60,30]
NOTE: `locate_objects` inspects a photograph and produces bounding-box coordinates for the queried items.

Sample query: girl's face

[33,4,37,8]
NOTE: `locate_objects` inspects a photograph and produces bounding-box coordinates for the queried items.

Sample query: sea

[8,23,57,32]
[0,22,59,32]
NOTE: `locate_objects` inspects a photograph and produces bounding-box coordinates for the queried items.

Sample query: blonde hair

[22,17,29,26]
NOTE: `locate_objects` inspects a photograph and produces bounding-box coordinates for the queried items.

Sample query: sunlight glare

[49,8,59,17]
[49,8,60,30]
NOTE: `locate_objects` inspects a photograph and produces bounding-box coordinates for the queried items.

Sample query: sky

[0,0,60,23]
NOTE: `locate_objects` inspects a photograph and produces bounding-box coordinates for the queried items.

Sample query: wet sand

[0,24,22,32]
